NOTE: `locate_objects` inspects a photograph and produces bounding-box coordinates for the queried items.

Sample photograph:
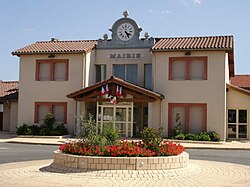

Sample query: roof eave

[11,50,87,56]
[151,48,233,52]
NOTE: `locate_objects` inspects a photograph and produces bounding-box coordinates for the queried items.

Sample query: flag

[116,85,122,98]
[100,86,105,96]
[104,84,109,95]
[110,96,117,104]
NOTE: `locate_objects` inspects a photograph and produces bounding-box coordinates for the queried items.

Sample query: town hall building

[10,11,250,140]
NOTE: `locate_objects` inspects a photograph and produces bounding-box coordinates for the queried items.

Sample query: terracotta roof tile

[12,40,97,55]
[0,81,19,97]
[152,35,233,51]
[231,75,250,88]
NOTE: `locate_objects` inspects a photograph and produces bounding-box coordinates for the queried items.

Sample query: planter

[53,150,189,170]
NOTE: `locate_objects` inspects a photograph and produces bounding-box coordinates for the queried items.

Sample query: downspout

[74,52,86,136]
[82,52,86,88]
[151,50,162,130]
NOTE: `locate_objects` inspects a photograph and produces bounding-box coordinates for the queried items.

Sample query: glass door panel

[227,109,248,139]
[116,123,126,137]
[115,108,126,122]
[103,107,113,122]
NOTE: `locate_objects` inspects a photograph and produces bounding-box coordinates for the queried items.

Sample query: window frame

[144,63,153,90]
[227,108,248,139]
[169,56,207,80]
[113,64,138,83]
[168,103,207,136]
[34,102,67,124]
[96,64,107,82]
[36,59,69,81]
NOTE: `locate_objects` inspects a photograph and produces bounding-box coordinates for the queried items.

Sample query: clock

[117,23,135,41]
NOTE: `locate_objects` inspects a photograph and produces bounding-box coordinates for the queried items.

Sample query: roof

[67,76,164,102]
[227,83,250,96]
[230,75,250,88]
[12,40,97,56]
[152,35,233,51]
[0,81,19,101]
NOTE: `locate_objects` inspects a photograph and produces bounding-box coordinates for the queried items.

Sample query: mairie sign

[109,53,142,59]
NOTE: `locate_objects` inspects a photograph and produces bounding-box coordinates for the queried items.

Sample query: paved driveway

[0,159,249,187]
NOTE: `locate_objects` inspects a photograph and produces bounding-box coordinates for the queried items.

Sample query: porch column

[75,101,81,136]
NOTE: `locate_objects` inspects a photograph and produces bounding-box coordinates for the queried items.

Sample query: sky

[0,0,250,81]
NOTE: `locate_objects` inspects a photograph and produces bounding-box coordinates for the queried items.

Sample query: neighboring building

[231,75,250,91]
[11,11,250,140]
[0,80,19,131]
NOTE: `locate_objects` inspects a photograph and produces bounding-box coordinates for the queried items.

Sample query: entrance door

[0,104,3,130]
[96,102,133,137]
[0,112,3,131]
[227,109,248,139]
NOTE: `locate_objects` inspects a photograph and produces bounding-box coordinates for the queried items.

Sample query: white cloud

[148,9,153,14]
[180,0,189,6]
[22,28,35,32]
[162,10,171,14]
[193,0,202,4]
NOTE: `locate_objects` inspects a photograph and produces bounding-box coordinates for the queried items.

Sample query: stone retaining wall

[53,151,189,170]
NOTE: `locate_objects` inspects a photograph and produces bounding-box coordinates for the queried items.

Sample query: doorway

[96,102,133,137]
[227,109,248,139]
[0,103,3,130]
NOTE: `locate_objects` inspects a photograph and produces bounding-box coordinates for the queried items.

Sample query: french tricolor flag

[116,85,122,98]
[100,86,106,96]
[100,84,109,96]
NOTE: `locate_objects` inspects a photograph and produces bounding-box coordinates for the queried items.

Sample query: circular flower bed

[59,140,184,157]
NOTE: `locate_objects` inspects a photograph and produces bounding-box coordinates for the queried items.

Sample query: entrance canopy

[67,76,164,102]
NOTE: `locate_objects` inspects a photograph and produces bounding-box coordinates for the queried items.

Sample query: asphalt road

[0,142,249,166]
[0,142,58,164]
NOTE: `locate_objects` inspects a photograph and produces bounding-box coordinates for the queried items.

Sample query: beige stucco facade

[12,14,249,141]
[2,101,18,132]
[16,47,250,141]
[226,85,250,139]
[18,53,94,133]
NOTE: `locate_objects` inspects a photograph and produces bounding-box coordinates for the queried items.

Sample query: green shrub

[43,112,55,129]
[185,133,199,141]
[174,133,185,140]
[198,132,211,141]
[28,125,40,135]
[207,131,220,141]
[79,114,100,146]
[173,113,183,136]
[53,123,68,135]
[16,124,30,135]
[39,128,51,135]
[141,127,163,148]
[102,122,120,145]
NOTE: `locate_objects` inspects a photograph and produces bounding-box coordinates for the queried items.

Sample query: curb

[5,141,62,146]
[185,147,250,150]
[17,135,71,139]
[4,141,250,150]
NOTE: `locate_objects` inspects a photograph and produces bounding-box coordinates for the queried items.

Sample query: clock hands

[125,31,132,38]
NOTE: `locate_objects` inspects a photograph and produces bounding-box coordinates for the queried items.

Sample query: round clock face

[117,23,135,41]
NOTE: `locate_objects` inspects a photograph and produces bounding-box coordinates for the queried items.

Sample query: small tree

[43,112,55,129]
[173,113,182,137]
[78,114,120,146]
